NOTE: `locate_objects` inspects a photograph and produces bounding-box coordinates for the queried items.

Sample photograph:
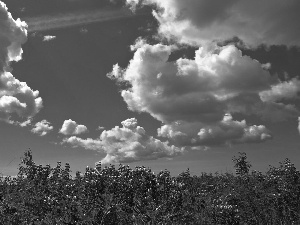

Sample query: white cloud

[96,126,105,131]
[120,117,137,129]
[158,114,271,147]
[0,95,27,115]
[59,119,88,135]
[31,120,53,136]
[0,72,43,122]
[108,42,299,148]
[259,78,300,103]
[43,35,56,41]
[236,125,272,144]
[108,43,298,123]
[62,136,102,151]
[198,114,272,145]
[0,2,43,123]
[127,0,300,47]
[261,63,271,70]
[99,118,183,164]
[79,27,88,34]
[62,118,184,164]
[0,2,27,66]
[15,118,32,127]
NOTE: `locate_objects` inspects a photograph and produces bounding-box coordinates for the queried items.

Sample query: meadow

[1,151,300,224]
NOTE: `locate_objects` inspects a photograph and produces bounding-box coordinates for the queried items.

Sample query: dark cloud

[157,0,238,28]
[127,0,300,47]
[243,45,300,80]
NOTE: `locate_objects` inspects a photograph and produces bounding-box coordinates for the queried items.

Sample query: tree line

[1,150,300,224]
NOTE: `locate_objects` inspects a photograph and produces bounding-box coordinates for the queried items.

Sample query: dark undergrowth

[1,151,300,224]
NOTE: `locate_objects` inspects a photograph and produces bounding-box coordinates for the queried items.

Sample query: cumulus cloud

[99,118,183,164]
[15,118,32,127]
[0,73,43,122]
[0,2,27,68]
[43,35,56,41]
[0,2,42,123]
[126,0,300,47]
[62,118,184,164]
[31,120,53,136]
[158,114,272,147]
[108,42,300,147]
[108,43,298,123]
[59,119,88,135]
[198,114,271,145]
[62,136,102,151]
[259,78,300,103]
[0,96,26,116]
[261,63,271,70]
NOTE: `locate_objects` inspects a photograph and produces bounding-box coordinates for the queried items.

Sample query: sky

[0,0,299,176]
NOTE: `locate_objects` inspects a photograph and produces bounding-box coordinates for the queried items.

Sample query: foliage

[1,150,300,224]
[232,152,252,176]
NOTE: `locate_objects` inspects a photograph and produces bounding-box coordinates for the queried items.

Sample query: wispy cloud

[43,35,56,41]
[24,8,147,32]
[298,117,300,135]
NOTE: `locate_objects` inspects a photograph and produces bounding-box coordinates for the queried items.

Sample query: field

[1,151,300,224]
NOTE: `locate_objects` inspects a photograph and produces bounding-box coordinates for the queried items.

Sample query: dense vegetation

[1,151,300,224]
